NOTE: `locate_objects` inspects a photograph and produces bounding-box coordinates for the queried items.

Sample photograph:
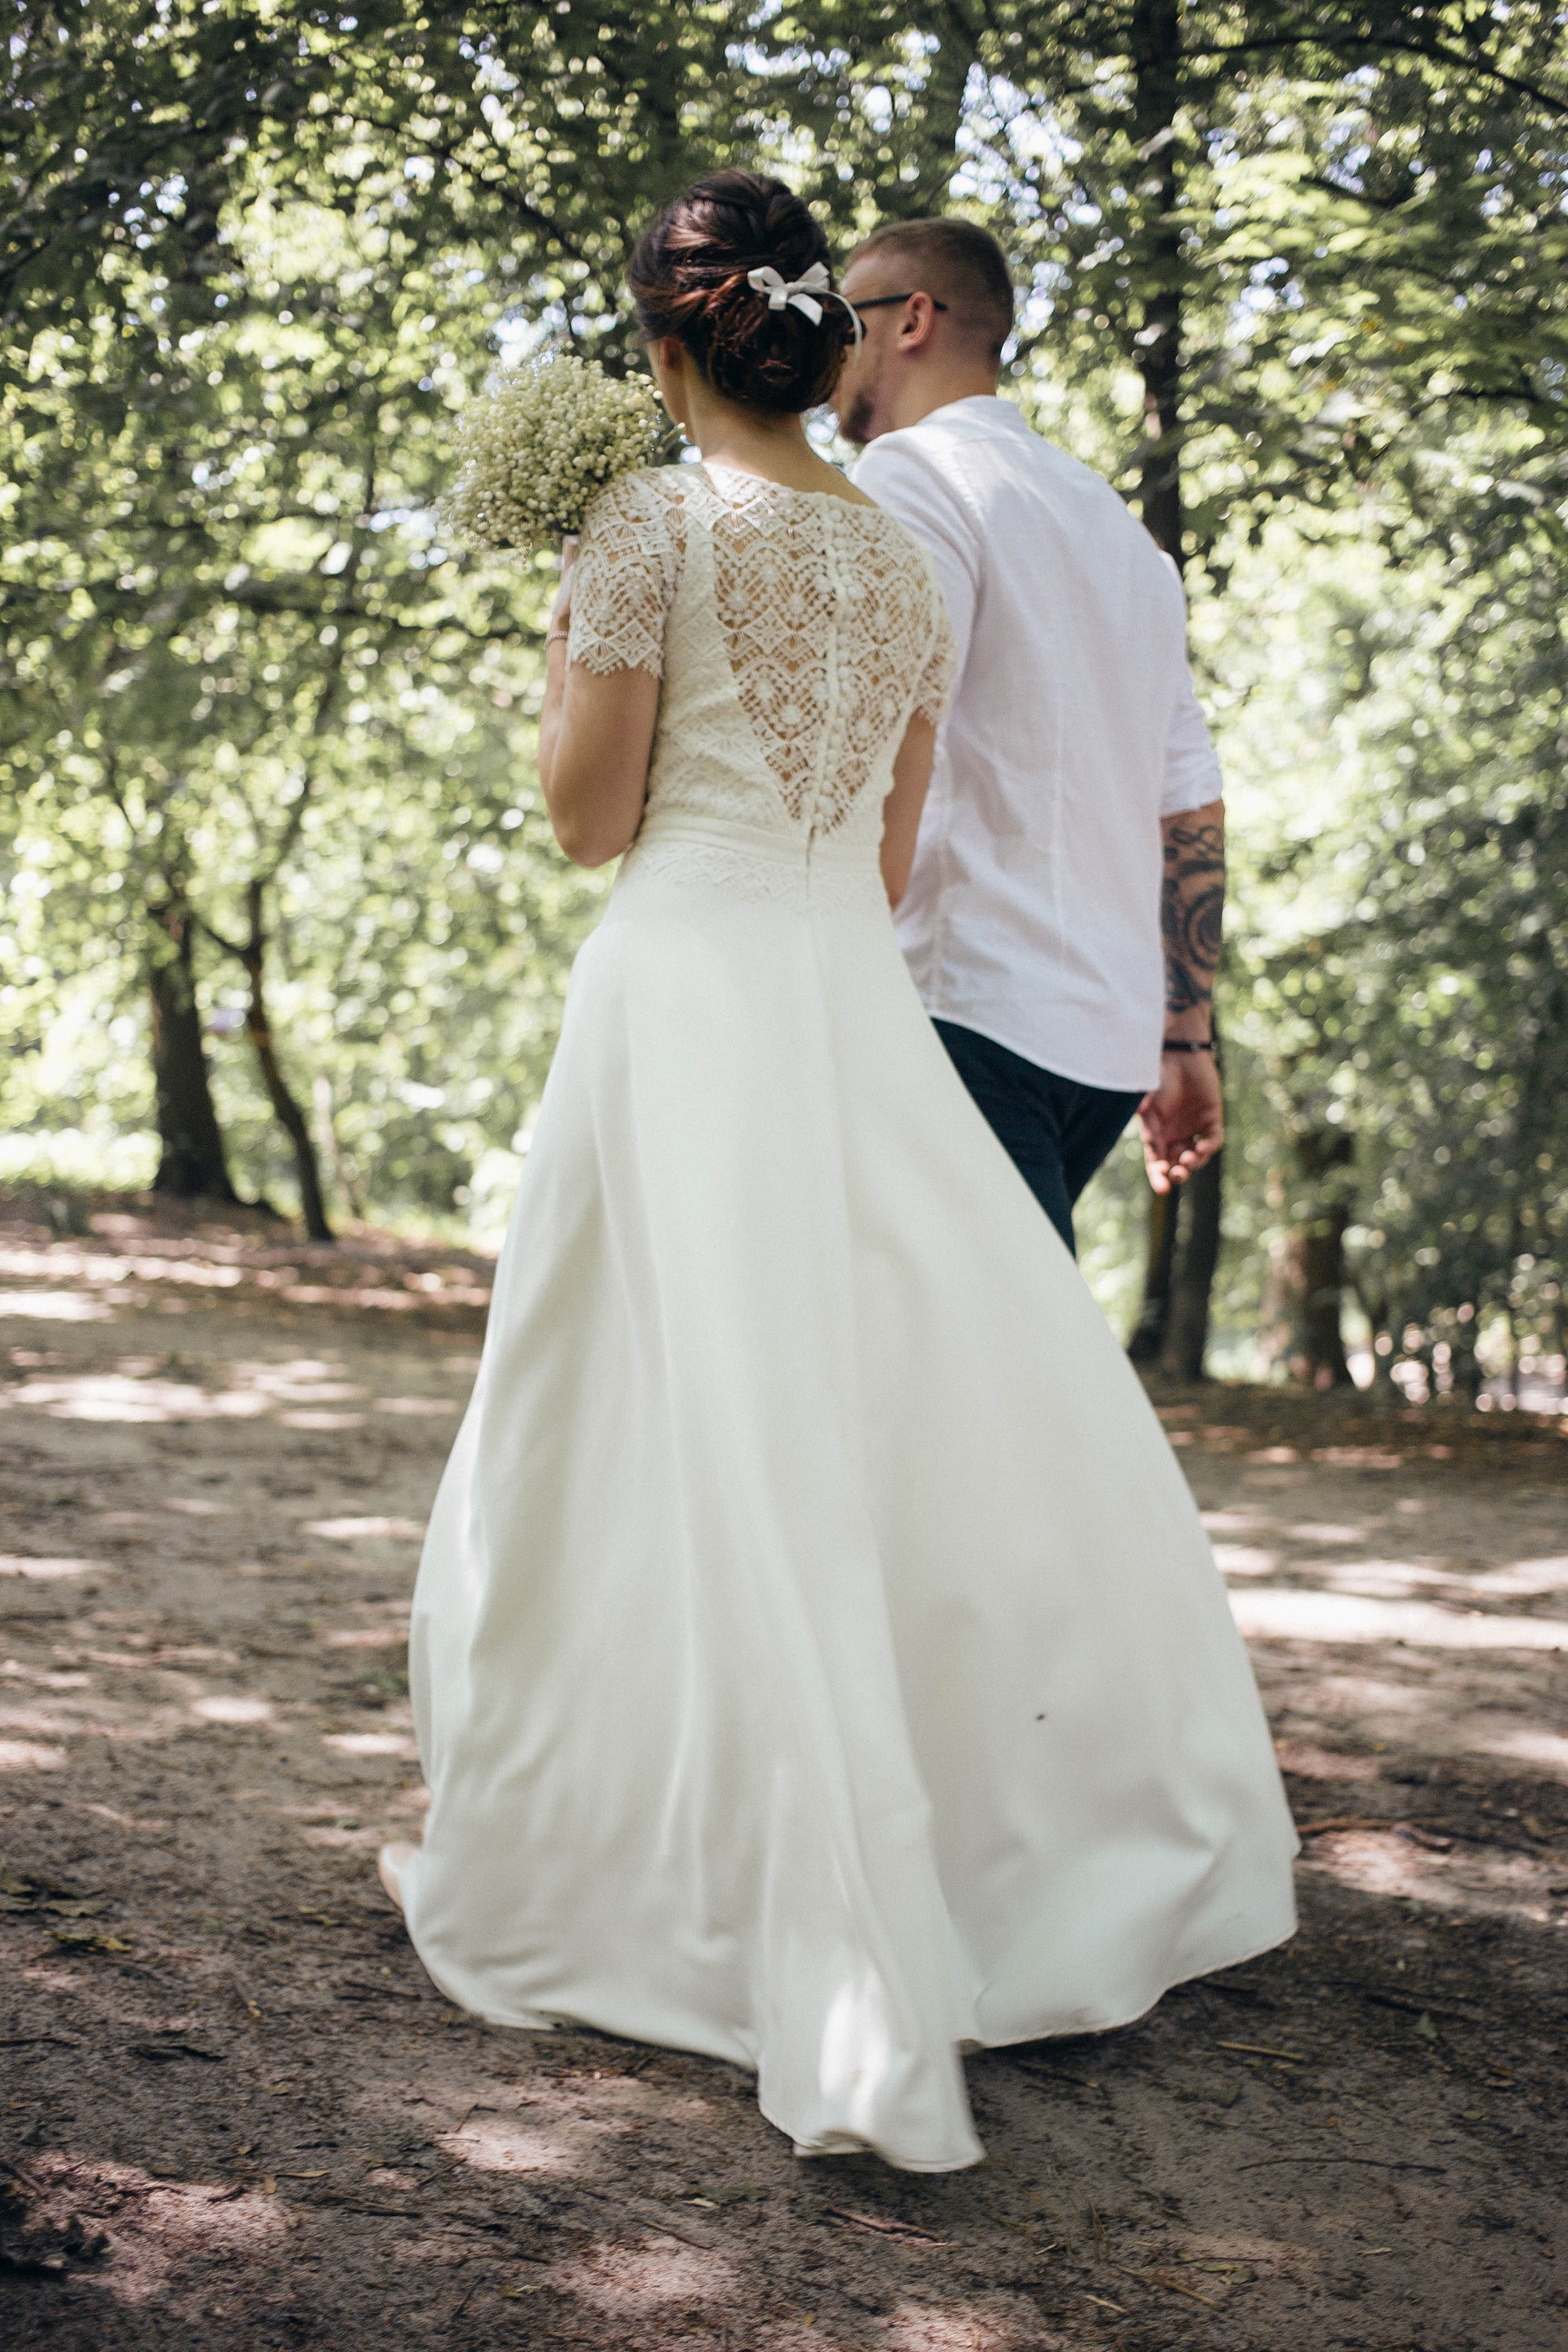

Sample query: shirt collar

[923,394,1032,434]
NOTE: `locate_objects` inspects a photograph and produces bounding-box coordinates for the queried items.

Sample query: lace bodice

[567,463,956,849]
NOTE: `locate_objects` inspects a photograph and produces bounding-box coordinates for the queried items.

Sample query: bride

[380,169,1296,2172]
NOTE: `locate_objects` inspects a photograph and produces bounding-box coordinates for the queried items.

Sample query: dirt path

[2,1196,1565,2350]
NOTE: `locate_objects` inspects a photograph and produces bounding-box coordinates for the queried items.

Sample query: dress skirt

[401,810,1298,2172]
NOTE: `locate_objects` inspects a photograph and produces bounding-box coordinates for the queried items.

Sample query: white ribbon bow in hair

[746,262,863,347]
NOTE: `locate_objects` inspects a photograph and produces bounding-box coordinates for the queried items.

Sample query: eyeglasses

[847,292,949,316]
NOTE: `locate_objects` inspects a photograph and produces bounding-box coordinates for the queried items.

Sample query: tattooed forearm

[1160,801,1225,1025]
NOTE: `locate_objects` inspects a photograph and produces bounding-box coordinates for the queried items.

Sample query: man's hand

[1137,1051,1223,1194]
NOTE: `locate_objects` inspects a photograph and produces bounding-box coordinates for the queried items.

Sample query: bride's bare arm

[880,714,935,909]
[539,652,659,868]
[538,542,660,868]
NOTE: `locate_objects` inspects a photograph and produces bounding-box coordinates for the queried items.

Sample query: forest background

[2,0,1566,1400]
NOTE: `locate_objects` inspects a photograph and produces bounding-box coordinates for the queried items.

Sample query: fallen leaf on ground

[1108,2259,1225,2309]
[1299,1816,1454,1851]
[826,2207,946,2243]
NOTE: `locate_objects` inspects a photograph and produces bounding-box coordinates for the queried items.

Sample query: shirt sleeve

[566,470,676,678]
[853,437,979,687]
[1158,559,1224,815]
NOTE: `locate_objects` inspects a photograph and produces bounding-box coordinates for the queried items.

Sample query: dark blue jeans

[935,1020,1142,1256]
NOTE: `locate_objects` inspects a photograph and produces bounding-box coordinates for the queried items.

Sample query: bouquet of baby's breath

[442,352,664,551]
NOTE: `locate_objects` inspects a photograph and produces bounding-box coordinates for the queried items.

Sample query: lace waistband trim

[634,810,880,864]
[615,811,886,913]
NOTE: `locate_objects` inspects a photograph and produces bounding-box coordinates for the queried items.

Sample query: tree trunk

[201,880,334,1242]
[147,903,238,1202]
[1348,1272,1398,1393]
[1128,1185,1180,1363]
[1161,1146,1222,1380]
[314,1073,365,1223]
[1131,0,1184,561]
[1127,0,1223,1374]
[242,932,333,1244]
[1278,1125,1354,1387]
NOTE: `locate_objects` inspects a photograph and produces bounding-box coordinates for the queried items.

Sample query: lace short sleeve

[912,593,958,730]
[567,470,677,678]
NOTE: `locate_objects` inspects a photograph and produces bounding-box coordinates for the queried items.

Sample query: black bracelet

[1161,1039,1215,1054]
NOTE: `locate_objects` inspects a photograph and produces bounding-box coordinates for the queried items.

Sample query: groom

[833,219,1225,1257]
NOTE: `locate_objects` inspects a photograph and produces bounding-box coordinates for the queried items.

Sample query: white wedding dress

[400,461,1297,2171]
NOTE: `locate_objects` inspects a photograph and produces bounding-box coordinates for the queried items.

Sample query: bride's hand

[548,535,580,639]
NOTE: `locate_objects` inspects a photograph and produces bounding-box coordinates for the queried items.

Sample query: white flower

[442,353,664,551]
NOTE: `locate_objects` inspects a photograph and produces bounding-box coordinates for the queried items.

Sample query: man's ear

[897,293,943,354]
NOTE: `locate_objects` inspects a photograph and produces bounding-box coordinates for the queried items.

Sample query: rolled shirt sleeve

[1157,557,1224,815]
[1160,665,1224,816]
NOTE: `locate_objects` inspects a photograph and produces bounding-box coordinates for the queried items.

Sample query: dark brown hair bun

[627,170,852,416]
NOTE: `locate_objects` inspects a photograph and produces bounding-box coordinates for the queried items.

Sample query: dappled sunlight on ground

[323,1730,416,1758]
[13,2151,290,2307]
[1229,1586,1568,1648]
[0,1554,109,1580]
[1303,1824,1563,1922]
[308,1516,428,1543]
[0,1737,68,1769]
[437,2081,647,2180]
[0,1290,116,1320]
[6,1370,267,1421]
[189,1694,274,1726]
[881,2306,1021,2351]
[557,2232,740,2312]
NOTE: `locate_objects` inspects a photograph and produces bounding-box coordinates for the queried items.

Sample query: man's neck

[884,368,1001,434]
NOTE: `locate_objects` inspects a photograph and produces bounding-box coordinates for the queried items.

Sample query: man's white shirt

[855,396,1222,1094]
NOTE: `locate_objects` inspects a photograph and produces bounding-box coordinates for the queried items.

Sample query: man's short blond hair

[847,218,1014,360]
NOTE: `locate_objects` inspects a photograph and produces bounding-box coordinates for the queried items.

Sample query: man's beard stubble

[837,387,877,447]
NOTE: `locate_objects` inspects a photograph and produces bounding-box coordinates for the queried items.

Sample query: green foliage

[0,0,753,1219]
[1213,441,1568,1388]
